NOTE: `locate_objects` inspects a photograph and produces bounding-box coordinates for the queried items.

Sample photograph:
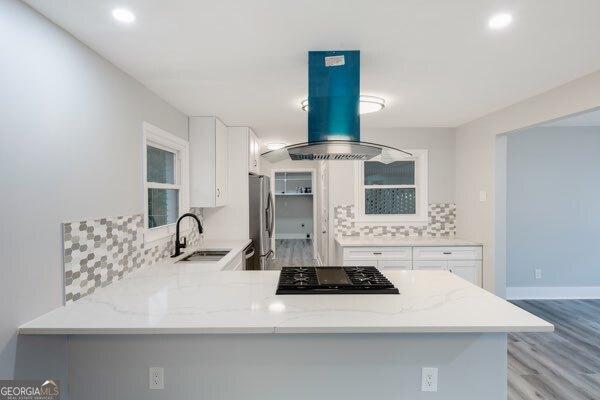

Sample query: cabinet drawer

[343,247,412,261]
[377,260,412,270]
[412,246,482,261]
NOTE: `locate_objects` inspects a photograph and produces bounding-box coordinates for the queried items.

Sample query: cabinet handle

[254,160,257,166]
[372,252,382,255]
[443,251,452,255]
[216,188,220,197]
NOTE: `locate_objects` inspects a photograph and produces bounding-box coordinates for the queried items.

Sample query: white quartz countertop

[335,237,482,247]
[20,260,552,335]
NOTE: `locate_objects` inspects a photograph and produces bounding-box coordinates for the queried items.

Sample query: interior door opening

[270,169,317,268]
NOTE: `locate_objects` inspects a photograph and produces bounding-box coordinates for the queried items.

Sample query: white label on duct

[325,55,345,67]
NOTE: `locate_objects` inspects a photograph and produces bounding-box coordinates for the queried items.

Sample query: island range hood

[262,50,411,162]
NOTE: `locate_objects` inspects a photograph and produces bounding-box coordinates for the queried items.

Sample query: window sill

[143,222,192,246]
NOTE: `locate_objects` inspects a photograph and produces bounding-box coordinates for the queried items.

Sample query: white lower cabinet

[447,260,482,286]
[222,252,243,271]
[342,259,411,270]
[341,245,483,286]
[377,260,413,270]
[412,260,447,271]
[342,260,377,268]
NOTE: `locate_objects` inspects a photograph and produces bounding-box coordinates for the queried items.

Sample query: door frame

[270,167,318,258]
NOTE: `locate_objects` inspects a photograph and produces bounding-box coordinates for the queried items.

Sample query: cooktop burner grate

[276,266,399,295]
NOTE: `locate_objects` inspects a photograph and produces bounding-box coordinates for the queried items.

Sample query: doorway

[269,168,317,268]
[494,107,600,399]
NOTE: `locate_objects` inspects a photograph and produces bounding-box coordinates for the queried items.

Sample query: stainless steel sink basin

[178,250,230,262]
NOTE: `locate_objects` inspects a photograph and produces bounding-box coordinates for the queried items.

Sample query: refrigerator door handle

[261,250,274,259]
[244,247,255,259]
[265,192,274,238]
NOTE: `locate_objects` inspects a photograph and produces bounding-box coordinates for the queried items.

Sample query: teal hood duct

[308,50,360,143]
[262,50,411,162]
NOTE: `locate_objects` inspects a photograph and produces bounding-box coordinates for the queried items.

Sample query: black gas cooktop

[276,266,399,295]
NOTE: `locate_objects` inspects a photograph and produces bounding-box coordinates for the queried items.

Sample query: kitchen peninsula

[20,256,552,400]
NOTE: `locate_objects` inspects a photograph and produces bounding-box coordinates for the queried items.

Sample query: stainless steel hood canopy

[262,50,411,162]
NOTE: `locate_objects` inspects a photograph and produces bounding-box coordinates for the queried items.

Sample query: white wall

[362,127,456,203]
[275,196,314,239]
[0,0,188,390]
[455,70,600,294]
[326,127,456,210]
[507,126,600,290]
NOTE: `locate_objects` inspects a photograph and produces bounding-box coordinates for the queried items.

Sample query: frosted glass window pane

[365,188,416,215]
[147,146,175,184]
[364,161,414,185]
[148,189,179,227]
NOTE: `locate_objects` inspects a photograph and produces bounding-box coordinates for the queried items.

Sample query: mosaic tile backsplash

[62,208,203,303]
[334,203,455,237]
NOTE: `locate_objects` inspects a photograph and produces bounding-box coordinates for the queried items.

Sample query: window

[355,150,428,223]
[143,122,189,243]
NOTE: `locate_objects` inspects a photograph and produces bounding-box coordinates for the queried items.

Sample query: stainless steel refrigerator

[247,174,274,270]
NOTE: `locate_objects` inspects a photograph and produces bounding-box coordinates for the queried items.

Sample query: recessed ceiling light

[266,142,287,151]
[112,8,136,23]
[301,95,385,115]
[488,13,513,30]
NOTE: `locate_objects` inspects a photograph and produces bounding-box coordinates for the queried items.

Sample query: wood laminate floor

[266,239,317,270]
[509,299,600,400]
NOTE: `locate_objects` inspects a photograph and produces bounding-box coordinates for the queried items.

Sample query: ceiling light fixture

[488,13,513,30]
[301,95,385,115]
[266,142,287,151]
[112,8,136,23]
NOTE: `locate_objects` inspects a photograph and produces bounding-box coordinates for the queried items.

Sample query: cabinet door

[377,260,412,270]
[248,130,260,174]
[412,260,448,270]
[215,118,228,206]
[342,260,378,268]
[447,260,482,286]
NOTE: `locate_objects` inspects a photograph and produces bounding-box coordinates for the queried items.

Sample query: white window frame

[354,149,429,225]
[142,122,190,244]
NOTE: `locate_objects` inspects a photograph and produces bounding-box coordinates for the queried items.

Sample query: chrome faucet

[171,213,203,258]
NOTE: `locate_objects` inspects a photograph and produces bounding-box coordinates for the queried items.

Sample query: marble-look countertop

[19,261,552,335]
[335,236,482,247]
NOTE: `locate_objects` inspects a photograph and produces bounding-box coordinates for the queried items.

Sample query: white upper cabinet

[248,128,260,174]
[189,116,228,207]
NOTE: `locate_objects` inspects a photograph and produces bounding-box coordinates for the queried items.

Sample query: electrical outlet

[534,269,542,279]
[479,190,488,202]
[149,367,164,390]
[421,367,438,392]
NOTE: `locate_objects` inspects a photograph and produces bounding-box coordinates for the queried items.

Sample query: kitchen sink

[177,250,230,262]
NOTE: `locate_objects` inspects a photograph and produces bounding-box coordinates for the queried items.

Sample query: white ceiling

[541,108,600,127]
[24,0,600,148]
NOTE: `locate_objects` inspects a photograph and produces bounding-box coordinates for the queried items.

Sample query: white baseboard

[276,234,312,240]
[506,286,600,300]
